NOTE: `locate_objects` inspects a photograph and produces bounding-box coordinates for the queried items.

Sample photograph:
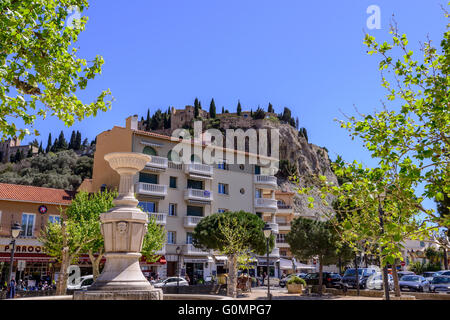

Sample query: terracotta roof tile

[0,183,74,205]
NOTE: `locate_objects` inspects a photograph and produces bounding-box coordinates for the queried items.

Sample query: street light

[176,246,181,294]
[263,223,272,300]
[8,222,21,298]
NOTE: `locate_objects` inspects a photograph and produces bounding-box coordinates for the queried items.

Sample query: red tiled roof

[0,183,74,205]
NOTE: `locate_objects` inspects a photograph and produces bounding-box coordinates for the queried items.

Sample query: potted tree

[286,276,306,294]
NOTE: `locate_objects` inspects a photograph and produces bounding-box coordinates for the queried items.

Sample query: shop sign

[2,244,43,253]
[39,205,48,214]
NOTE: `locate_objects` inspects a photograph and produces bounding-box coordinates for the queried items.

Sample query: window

[240,188,245,195]
[167,231,176,244]
[187,206,203,217]
[217,161,228,170]
[254,165,261,175]
[48,215,60,224]
[167,150,180,162]
[186,233,193,244]
[187,179,203,190]
[169,203,177,216]
[218,183,229,195]
[255,189,262,198]
[277,234,286,243]
[218,209,227,213]
[139,172,158,184]
[139,201,156,213]
[142,146,157,156]
[21,213,35,237]
[169,176,177,188]
[239,164,245,170]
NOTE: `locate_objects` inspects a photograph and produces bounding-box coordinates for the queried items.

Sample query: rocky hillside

[268,120,337,220]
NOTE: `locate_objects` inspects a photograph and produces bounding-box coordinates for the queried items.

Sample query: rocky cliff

[257,119,337,220]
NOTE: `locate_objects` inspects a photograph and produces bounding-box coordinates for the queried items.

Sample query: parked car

[153,277,189,288]
[396,271,415,279]
[429,276,450,293]
[434,270,450,276]
[366,272,393,291]
[67,275,94,291]
[280,273,307,288]
[422,272,437,283]
[262,277,280,287]
[304,272,342,288]
[399,275,429,292]
[340,268,377,289]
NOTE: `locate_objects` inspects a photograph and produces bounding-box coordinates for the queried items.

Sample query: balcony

[277,223,291,231]
[276,242,290,248]
[136,182,168,198]
[254,175,277,189]
[276,204,294,214]
[148,212,167,225]
[184,189,213,203]
[184,163,213,179]
[144,155,168,171]
[184,216,203,228]
[254,198,278,212]
[184,244,209,256]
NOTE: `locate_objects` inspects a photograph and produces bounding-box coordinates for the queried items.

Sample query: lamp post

[176,246,181,294]
[8,222,21,298]
[263,223,272,300]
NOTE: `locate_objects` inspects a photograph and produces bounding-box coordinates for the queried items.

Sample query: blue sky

[24,0,447,210]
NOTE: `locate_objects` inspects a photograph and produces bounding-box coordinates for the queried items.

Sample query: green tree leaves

[0,0,113,140]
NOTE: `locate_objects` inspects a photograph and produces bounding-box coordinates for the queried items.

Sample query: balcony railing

[184,189,213,202]
[136,182,168,197]
[184,163,213,177]
[144,155,168,170]
[254,198,278,211]
[184,216,203,228]
[254,175,277,188]
[184,244,209,255]
[148,212,167,225]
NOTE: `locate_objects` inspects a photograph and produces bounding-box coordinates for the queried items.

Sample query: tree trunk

[443,248,448,270]
[88,249,104,281]
[392,261,401,297]
[56,247,70,296]
[227,254,237,298]
[318,260,324,296]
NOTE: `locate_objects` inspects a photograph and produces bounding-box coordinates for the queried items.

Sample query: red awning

[0,252,55,263]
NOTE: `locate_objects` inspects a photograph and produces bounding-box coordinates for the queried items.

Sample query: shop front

[256,258,280,278]
[183,257,213,284]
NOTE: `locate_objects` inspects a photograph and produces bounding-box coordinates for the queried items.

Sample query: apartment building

[86,115,281,282]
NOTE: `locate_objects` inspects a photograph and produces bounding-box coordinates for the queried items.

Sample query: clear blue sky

[25,0,447,210]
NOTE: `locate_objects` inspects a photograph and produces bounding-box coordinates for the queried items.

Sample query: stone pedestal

[74,152,163,300]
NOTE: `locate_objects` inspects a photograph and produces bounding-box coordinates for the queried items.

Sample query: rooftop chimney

[126,115,138,130]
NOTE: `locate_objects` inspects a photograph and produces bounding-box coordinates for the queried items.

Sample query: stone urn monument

[74,152,163,300]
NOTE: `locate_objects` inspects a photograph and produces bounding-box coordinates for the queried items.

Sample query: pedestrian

[8,279,16,299]
[185,274,190,284]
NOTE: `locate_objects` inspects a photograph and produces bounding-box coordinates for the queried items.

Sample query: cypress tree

[38,142,43,154]
[237,100,242,116]
[57,131,68,150]
[82,138,89,148]
[209,98,216,118]
[51,138,58,152]
[69,130,76,149]
[27,148,33,158]
[194,98,200,118]
[146,109,151,131]
[222,106,225,114]
[75,131,82,150]
[268,103,274,113]
[46,133,52,153]
[295,117,299,130]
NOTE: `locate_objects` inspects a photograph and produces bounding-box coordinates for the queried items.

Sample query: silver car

[153,277,189,288]
[366,272,393,290]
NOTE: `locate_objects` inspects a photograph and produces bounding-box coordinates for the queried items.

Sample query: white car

[153,277,189,288]
[67,275,94,290]
[366,273,393,290]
